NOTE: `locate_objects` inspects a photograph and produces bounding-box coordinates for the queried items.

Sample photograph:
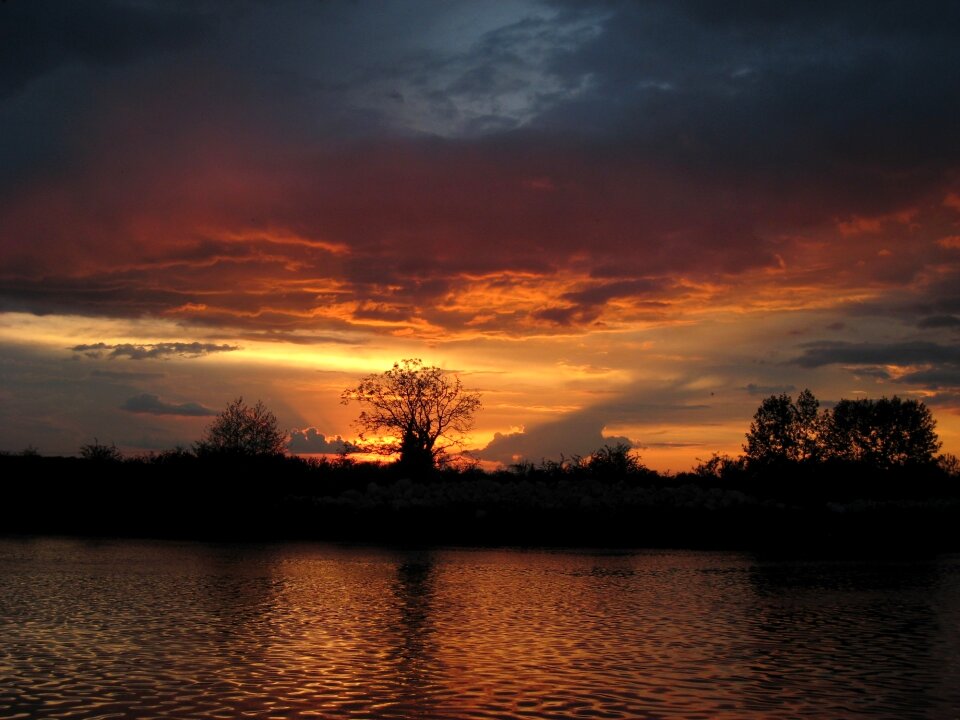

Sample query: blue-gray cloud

[918,315,960,329]
[480,423,633,466]
[120,393,216,417]
[539,1,960,187]
[72,342,239,360]
[287,428,357,454]
[893,368,960,391]
[476,390,714,465]
[0,0,214,100]
[790,341,960,368]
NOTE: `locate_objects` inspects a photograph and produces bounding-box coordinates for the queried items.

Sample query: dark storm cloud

[837,271,960,326]
[71,342,239,360]
[541,1,960,184]
[532,278,676,326]
[0,277,202,317]
[791,341,960,368]
[0,0,214,99]
[918,315,960,329]
[121,393,216,417]
[4,0,959,180]
[1,0,959,336]
[561,279,669,306]
[893,368,960,391]
[532,305,602,327]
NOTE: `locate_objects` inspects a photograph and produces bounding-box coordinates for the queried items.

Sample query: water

[1,539,959,719]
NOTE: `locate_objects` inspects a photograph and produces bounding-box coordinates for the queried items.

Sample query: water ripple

[1,540,959,719]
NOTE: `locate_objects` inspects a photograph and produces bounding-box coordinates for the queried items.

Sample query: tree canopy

[195,397,286,457]
[341,359,481,472]
[743,390,940,470]
[79,439,123,463]
[744,389,821,465]
[822,397,941,469]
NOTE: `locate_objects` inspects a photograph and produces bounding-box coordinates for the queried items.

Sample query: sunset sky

[2,0,960,470]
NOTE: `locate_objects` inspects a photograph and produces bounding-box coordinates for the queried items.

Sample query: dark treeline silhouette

[743,390,940,470]
[1,390,959,549]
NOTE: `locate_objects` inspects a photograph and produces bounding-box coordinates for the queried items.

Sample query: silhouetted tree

[694,452,745,481]
[743,389,821,466]
[153,446,195,466]
[744,391,942,472]
[939,453,960,478]
[820,396,940,469]
[793,389,822,461]
[586,443,648,477]
[80,439,123,462]
[341,359,481,473]
[195,397,286,457]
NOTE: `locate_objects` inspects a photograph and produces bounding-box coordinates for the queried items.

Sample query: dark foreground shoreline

[3,455,959,551]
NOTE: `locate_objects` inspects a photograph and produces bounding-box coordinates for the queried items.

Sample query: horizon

[2,1,959,473]
[1,380,950,475]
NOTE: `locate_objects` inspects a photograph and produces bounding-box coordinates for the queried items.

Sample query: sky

[2,0,960,471]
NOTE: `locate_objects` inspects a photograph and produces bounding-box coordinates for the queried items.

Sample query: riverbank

[3,455,958,550]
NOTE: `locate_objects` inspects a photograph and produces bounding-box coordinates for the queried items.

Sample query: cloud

[788,340,960,397]
[790,341,960,368]
[743,383,797,396]
[0,1,214,99]
[479,423,633,466]
[120,393,216,416]
[287,428,357,454]
[476,395,654,465]
[91,370,165,381]
[1,1,957,341]
[532,305,603,327]
[71,342,239,360]
[918,315,960,329]
[638,441,702,449]
[2,0,960,465]
[560,278,669,306]
[236,331,365,346]
[849,367,893,381]
[542,1,960,181]
[893,368,960,391]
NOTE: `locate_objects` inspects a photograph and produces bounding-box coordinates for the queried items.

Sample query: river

[1,538,958,719]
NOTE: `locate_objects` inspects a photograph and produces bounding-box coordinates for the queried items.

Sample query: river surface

[1,538,959,719]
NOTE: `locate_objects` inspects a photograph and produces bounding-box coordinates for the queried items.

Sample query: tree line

[18,360,954,480]
[742,389,941,470]
[168,358,481,471]
[4,363,958,547]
